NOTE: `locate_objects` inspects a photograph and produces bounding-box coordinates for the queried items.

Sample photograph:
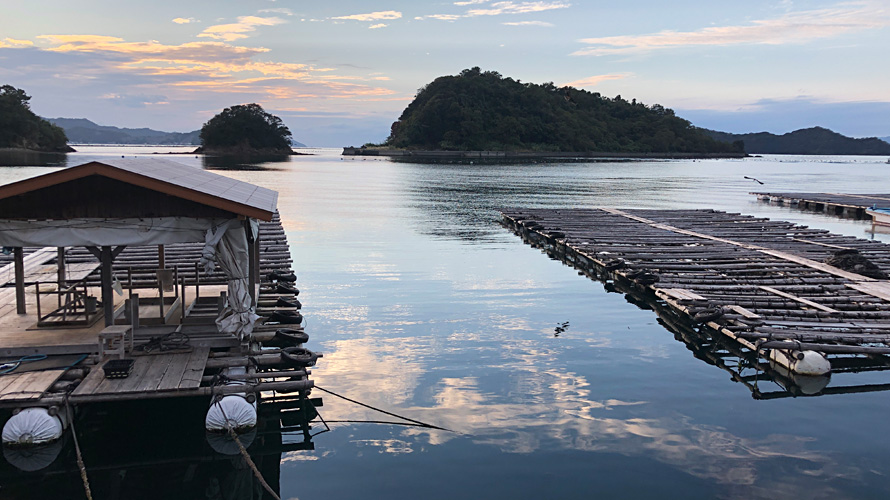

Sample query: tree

[0,84,70,152]
[200,103,293,153]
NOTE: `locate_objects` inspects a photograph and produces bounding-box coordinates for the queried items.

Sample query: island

[195,103,298,156]
[0,85,73,153]
[348,67,745,159]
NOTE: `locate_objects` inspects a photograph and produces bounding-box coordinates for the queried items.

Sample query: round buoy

[272,328,309,346]
[2,408,64,447]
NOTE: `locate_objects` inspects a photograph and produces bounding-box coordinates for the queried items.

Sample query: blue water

[2,147,890,499]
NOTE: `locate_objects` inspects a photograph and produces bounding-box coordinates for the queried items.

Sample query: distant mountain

[881,136,890,145]
[46,118,200,145]
[46,117,307,147]
[703,127,890,155]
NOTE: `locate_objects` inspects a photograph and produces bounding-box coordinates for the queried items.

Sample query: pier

[751,192,890,220]
[502,208,890,386]
[0,159,319,465]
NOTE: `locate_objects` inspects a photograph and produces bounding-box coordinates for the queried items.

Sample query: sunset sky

[1,0,888,146]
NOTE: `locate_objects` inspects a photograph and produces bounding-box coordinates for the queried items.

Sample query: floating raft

[0,212,315,408]
[751,192,890,220]
[502,208,890,370]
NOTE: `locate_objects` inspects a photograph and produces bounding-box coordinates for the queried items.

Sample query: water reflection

[201,155,291,171]
[0,396,323,499]
[0,150,68,167]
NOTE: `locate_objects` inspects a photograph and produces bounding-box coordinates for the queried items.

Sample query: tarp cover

[199,219,260,340]
[0,217,221,247]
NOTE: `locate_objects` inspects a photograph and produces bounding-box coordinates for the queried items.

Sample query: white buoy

[769,349,830,376]
[2,407,68,447]
[205,367,257,432]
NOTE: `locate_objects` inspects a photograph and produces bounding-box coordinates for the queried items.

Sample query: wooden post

[57,247,66,289]
[158,245,165,321]
[101,246,114,327]
[245,220,258,306]
[14,247,25,314]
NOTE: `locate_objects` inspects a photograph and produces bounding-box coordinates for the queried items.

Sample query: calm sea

[2,146,890,499]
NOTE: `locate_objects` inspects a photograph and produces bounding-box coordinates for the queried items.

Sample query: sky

[1,0,888,147]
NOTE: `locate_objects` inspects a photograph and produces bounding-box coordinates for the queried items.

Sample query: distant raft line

[501,207,890,374]
[344,147,747,160]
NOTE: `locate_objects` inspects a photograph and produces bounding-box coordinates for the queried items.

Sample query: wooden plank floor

[71,347,210,399]
[0,369,65,402]
[503,208,890,353]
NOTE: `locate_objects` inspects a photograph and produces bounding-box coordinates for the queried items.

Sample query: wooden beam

[101,246,114,327]
[57,247,66,289]
[14,247,25,314]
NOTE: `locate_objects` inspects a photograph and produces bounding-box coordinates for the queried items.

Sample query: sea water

[1,147,889,499]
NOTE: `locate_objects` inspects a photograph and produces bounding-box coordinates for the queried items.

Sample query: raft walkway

[502,208,890,360]
[751,192,890,220]
[0,213,314,407]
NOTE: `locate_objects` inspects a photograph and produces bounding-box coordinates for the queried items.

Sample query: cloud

[259,8,294,16]
[573,1,890,56]
[502,20,554,26]
[0,38,34,48]
[466,1,570,16]
[100,93,169,108]
[198,16,286,42]
[562,73,631,88]
[332,11,402,22]
[420,1,569,21]
[172,17,196,24]
[368,24,388,29]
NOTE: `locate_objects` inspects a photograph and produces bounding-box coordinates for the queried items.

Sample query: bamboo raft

[751,192,890,220]
[0,212,317,408]
[502,208,890,380]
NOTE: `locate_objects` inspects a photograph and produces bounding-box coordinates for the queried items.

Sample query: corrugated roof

[0,158,279,221]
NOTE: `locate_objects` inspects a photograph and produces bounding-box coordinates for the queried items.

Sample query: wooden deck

[0,213,314,408]
[502,208,890,360]
[751,192,890,220]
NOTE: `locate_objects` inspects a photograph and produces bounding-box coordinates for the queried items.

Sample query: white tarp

[0,217,221,247]
[199,219,260,341]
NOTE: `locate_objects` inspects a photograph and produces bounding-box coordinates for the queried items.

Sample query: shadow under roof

[0,158,278,221]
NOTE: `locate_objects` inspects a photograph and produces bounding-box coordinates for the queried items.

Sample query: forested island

[195,103,298,156]
[703,127,890,155]
[376,68,743,156]
[0,85,72,152]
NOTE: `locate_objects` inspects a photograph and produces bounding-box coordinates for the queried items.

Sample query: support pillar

[14,247,25,314]
[101,246,114,327]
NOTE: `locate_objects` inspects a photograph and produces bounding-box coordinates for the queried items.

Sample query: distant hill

[881,136,890,145]
[703,127,890,155]
[385,67,743,155]
[46,117,306,147]
[47,118,200,145]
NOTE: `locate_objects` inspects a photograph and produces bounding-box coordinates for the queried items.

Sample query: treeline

[703,127,890,155]
[0,85,71,152]
[386,67,743,154]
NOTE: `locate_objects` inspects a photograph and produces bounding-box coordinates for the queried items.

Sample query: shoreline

[342,147,747,160]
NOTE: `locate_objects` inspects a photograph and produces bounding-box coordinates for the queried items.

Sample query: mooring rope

[314,385,452,432]
[211,387,281,500]
[64,397,92,500]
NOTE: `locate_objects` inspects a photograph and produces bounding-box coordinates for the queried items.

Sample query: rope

[314,385,452,432]
[65,397,92,500]
[133,331,190,353]
[0,354,48,375]
[211,386,280,500]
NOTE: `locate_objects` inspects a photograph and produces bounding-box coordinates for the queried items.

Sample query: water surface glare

[3,147,890,499]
